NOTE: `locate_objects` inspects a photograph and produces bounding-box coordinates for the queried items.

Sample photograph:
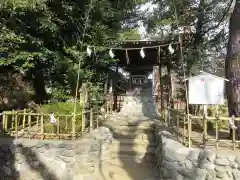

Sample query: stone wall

[0,127,112,180]
[155,130,240,180]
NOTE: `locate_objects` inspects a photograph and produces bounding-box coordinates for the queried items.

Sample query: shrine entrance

[104,39,182,115]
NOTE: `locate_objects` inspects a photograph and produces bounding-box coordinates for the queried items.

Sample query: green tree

[142,0,231,74]
[0,0,143,104]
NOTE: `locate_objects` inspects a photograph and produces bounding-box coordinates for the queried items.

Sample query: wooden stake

[215,105,219,149]
[188,114,191,148]
[96,107,99,128]
[72,113,76,140]
[15,112,18,139]
[23,109,26,129]
[81,110,85,135]
[28,112,32,139]
[2,112,5,134]
[90,108,93,131]
[40,113,44,140]
[203,105,208,148]
[233,115,236,150]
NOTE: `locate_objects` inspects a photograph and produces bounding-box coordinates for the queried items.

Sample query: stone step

[113,132,155,142]
[110,141,156,152]
[109,154,157,164]
[110,145,156,158]
[102,121,155,128]
[112,128,155,136]
[112,138,156,147]
[112,125,155,132]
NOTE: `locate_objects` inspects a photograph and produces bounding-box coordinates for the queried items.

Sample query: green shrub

[207,121,214,131]
[49,88,72,101]
[40,102,82,114]
[40,102,83,133]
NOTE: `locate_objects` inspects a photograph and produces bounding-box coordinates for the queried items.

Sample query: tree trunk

[226,1,240,116]
[32,69,48,104]
[188,0,205,72]
[31,59,48,104]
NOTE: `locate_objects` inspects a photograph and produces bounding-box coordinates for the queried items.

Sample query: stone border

[155,129,240,180]
[0,127,113,180]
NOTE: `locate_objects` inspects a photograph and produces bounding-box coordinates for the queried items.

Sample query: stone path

[95,84,160,180]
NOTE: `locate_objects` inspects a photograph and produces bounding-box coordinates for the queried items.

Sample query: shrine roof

[110,39,180,70]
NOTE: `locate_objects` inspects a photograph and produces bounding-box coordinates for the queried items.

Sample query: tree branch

[201,0,234,36]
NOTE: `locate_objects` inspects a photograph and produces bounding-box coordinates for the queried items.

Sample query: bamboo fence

[167,109,240,150]
[0,105,110,140]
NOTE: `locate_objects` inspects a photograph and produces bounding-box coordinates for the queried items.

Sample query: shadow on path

[100,80,160,180]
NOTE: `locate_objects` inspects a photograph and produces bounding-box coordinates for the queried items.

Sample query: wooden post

[36,115,39,128]
[96,107,99,128]
[232,115,236,150]
[203,105,208,148]
[215,105,219,149]
[65,116,68,131]
[40,113,44,140]
[72,113,76,140]
[106,102,109,117]
[4,112,8,133]
[15,112,18,138]
[90,108,93,131]
[11,110,15,129]
[188,114,191,148]
[57,115,60,139]
[183,113,186,145]
[28,112,32,139]
[23,109,26,129]
[176,106,180,140]
[2,112,5,134]
[215,118,219,149]
[203,114,207,148]
[81,110,85,135]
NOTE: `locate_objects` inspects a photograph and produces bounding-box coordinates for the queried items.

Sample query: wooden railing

[167,109,240,150]
[0,106,109,140]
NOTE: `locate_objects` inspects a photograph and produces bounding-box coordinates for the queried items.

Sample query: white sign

[188,73,225,105]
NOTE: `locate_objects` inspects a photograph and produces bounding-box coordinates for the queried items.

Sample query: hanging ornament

[86,46,92,57]
[168,44,175,54]
[140,48,145,58]
[109,48,115,58]
[125,50,130,64]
